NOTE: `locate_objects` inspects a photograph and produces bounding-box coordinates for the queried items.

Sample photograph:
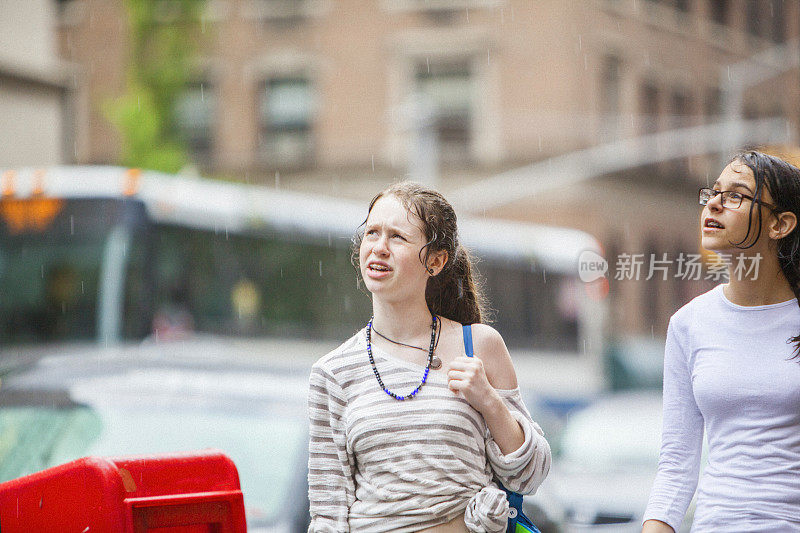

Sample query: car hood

[546,466,655,520]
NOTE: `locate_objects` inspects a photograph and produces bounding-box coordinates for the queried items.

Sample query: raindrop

[41,265,44,279]
[487,49,490,66]
[328,233,332,246]
[225,227,229,240]
[201,84,205,102]
[39,497,42,509]
[651,324,655,338]
[319,261,323,276]
[372,155,375,172]
[466,8,469,22]
[578,35,582,50]
[70,215,75,235]
[583,339,587,355]
[280,268,284,278]
[727,66,731,81]
[81,281,84,294]
[275,172,280,188]
[426,57,430,73]
[542,269,547,283]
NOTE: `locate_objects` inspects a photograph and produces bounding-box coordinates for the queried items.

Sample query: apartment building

[1,0,70,167]
[56,0,800,336]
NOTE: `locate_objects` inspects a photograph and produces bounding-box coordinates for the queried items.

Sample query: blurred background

[1,0,800,531]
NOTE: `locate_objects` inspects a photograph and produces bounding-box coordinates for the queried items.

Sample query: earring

[427,268,435,275]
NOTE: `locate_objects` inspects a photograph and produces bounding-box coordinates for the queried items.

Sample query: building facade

[1,0,71,168]
[56,0,800,338]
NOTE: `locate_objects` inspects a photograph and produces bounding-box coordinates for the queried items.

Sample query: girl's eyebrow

[713,180,754,194]
[729,181,754,194]
[364,222,412,236]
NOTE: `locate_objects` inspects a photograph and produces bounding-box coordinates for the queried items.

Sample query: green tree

[104,0,206,173]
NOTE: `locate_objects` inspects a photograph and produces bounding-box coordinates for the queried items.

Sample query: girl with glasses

[642,150,800,532]
[307,182,551,532]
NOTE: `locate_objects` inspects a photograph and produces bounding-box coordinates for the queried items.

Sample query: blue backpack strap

[462,324,473,358]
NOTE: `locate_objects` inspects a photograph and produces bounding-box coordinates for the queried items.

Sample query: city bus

[0,166,606,396]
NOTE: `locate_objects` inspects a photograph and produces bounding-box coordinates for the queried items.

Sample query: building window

[746,0,764,38]
[175,81,216,166]
[259,77,314,168]
[601,54,622,139]
[770,0,786,42]
[382,0,504,13]
[708,0,728,25]
[640,82,660,134]
[414,60,473,162]
[245,0,317,23]
[704,86,723,119]
[675,0,690,12]
[671,89,691,129]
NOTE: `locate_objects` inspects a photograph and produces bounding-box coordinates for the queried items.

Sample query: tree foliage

[104,0,206,173]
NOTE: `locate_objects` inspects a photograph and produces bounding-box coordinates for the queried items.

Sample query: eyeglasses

[698,188,777,210]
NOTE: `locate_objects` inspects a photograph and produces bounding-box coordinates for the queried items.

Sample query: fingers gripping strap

[462,324,474,358]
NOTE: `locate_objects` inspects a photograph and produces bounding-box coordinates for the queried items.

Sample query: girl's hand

[447,355,501,414]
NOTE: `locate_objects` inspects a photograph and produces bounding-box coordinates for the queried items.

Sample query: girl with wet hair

[642,150,800,532]
[308,181,551,532]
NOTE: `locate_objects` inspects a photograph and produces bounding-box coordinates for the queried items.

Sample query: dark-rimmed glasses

[698,188,777,210]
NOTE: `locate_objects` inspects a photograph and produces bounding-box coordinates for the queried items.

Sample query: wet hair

[352,181,489,325]
[728,150,800,358]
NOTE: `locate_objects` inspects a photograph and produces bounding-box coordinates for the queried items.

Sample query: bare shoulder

[470,323,518,390]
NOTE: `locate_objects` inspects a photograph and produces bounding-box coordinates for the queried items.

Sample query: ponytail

[425,245,489,325]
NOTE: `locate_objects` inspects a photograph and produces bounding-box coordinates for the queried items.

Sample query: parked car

[0,340,316,532]
[539,391,695,533]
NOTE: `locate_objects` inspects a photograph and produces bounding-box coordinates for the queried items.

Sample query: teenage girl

[643,151,800,532]
[307,182,551,532]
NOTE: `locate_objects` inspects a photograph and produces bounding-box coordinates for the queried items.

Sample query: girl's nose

[707,192,724,211]
[373,234,389,254]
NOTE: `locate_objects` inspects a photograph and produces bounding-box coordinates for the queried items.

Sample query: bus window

[480,260,580,352]
[150,224,370,339]
[0,199,148,345]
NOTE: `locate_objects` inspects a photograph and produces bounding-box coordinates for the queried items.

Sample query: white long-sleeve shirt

[307,329,551,533]
[644,285,800,532]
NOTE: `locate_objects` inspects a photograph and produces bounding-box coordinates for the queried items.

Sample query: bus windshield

[0,198,145,345]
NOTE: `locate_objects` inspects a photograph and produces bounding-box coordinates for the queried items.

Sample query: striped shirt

[308,329,551,533]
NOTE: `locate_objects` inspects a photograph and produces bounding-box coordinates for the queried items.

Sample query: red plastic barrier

[0,449,246,533]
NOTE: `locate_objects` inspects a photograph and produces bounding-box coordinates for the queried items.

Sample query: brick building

[56,0,800,337]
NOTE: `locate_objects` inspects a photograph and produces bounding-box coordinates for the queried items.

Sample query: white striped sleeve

[485,388,551,494]
[307,364,355,532]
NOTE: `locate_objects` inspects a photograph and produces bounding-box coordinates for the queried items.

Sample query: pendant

[430,356,442,370]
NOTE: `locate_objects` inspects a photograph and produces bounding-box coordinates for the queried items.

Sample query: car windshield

[0,400,306,526]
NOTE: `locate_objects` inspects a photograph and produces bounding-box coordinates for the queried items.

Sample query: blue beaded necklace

[366,315,437,401]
